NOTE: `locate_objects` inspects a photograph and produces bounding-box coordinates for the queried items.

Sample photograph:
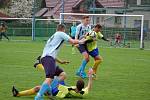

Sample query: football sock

[59,80,65,85]
[36,64,44,71]
[51,80,65,95]
[79,59,88,72]
[36,83,51,97]
[51,77,60,89]
[18,88,36,96]
[93,59,101,74]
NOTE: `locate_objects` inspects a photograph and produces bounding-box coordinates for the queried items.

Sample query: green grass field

[0,41,150,100]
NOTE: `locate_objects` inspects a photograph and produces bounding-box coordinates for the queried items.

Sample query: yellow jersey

[86,31,103,52]
[56,85,88,98]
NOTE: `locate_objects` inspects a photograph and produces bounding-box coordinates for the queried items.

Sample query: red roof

[43,0,80,17]
[35,8,48,17]
[35,0,125,18]
[45,0,59,7]
[98,0,124,7]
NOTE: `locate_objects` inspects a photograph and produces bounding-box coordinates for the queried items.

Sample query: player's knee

[85,58,89,62]
[97,59,102,63]
[95,57,103,63]
[84,55,90,62]
[59,72,67,81]
[99,57,103,62]
[82,52,89,62]
[34,86,41,92]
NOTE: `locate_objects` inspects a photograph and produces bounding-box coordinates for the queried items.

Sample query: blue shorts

[88,48,99,58]
[41,56,63,78]
[78,44,87,53]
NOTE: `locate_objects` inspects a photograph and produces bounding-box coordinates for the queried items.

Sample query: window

[115,16,122,24]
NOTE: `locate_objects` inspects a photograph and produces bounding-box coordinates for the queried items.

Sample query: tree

[8,0,33,18]
[0,0,11,8]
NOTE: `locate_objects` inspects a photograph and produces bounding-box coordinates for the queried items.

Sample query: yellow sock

[92,59,102,74]
[36,64,44,71]
[18,88,36,96]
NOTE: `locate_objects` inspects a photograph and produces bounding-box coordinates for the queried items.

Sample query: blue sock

[59,80,65,85]
[51,77,59,89]
[37,83,50,97]
[49,77,62,95]
[51,80,65,95]
[79,59,87,72]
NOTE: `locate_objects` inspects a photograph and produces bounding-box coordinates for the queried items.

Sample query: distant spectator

[0,22,9,41]
[114,33,122,46]
[70,22,77,54]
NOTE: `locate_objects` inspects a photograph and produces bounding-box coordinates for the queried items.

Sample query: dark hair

[82,15,89,19]
[95,24,102,29]
[76,79,85,91]
[57,24,66,31]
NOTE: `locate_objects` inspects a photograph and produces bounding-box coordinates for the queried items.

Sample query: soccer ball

[89,31,96,38]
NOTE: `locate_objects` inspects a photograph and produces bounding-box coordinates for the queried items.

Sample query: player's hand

[75,44,79,47]
[78,38,87,44]
[88,68,93,77]
[60,60,70,64]
[84,32,90,37]
[107,38,110,42]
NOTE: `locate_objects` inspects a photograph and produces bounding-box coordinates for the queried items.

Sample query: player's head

[82,15,90,25]
[76,79,85,91]
[72,21,76,26]
[94,24,102,32]
[57,24,66,32]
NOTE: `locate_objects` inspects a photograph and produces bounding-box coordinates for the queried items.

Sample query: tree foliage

[0,0,11,8]
[8,0,33,17]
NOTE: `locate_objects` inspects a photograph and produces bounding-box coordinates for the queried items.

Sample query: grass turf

[0,41,150,100]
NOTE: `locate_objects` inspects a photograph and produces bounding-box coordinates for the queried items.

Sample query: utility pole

[92,0,96,25]
[123,0,127,46]
[61,0,64,24]
[32,0,36,41]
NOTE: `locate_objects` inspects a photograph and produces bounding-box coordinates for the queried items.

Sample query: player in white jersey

[75,15,91,78]
[35,24,86,100]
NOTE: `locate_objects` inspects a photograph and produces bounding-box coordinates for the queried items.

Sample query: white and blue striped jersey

[41,31,70,58]
[75,23,91,40]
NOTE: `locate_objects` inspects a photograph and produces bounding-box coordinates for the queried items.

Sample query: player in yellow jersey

[85,24,109,79]
[56,68,93,98]
[12,68,93,99]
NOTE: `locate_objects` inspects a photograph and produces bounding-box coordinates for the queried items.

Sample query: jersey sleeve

[97,32,104,39]
[82,87,89,95]
[56,85,69,98]
[60,32,71,41]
